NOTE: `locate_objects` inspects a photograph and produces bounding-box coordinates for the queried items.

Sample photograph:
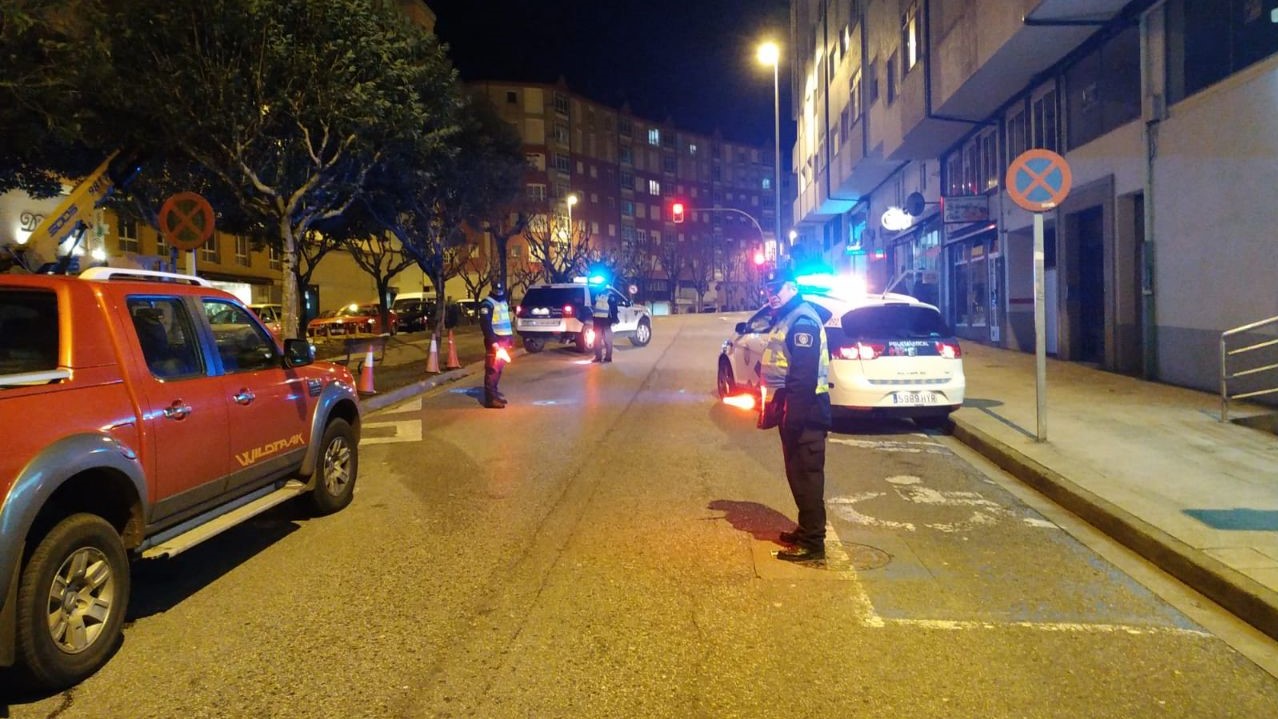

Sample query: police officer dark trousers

[758,267,832,562]
[591,288,617,363]
[478,282,513,409]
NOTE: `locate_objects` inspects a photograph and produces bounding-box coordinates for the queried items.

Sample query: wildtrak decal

[235,433,304,467]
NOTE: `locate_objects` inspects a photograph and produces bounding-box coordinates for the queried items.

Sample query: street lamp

[757,41,782,260]
[564,193,579,241]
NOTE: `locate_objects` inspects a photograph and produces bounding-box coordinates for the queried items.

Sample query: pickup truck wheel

[308,418,358,515]
[629,318,652,347]
[522,337,545,353]
[17,513,129,690]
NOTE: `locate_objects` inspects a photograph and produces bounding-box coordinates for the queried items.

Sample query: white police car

[718,286,964,429]
[515,279,653,353]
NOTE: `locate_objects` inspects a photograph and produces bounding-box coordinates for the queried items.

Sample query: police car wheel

[716,359,736,398]
[574,332,591,353]
[523,337,544,353]
[629,318,652,347]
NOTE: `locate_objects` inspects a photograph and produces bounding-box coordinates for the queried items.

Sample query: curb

[358,364,479,413]
[949,416,1278,642]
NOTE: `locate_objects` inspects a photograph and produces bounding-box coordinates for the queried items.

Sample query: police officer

[758,266,831,561]
[478,282,513,409]
[590,286,618,363]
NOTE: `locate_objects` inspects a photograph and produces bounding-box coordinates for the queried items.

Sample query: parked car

[392,295,435,333]
[248,303,284,339]
[0,267,361,689]
[307,303,398,337]
[717,288,964,429]
[515,281,653,353]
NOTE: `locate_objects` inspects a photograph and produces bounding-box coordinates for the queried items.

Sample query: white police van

[515,278,652,353]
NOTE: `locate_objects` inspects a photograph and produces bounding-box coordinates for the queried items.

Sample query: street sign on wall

[1006,149,1072,213]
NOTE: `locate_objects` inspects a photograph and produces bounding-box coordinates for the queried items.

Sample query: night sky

[428,0,794,149]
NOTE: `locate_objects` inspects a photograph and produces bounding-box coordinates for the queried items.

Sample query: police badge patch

[793,332,813,348]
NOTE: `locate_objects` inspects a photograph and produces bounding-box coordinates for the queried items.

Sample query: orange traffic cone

[426,333,440,373]
[357,345,376,394]
[445,329,461,369]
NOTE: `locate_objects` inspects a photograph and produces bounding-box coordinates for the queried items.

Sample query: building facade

[471,80,783,312]
[790,0,1278,394]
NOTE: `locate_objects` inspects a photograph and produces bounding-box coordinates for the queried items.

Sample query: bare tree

[344,232,416,330]
[684,232,717,312]
[522,209,591,284]
[653,235,689,308]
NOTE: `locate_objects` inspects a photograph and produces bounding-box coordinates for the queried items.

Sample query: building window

[553,92,569,116]
[762,177,772,191]
[553,154,571,174]
[619,117,632,137]
[950,241,988,327]
[1168,0,1278,103]
[902,3,920,75]
[525,152,545,171]
[648,128,661,146]
[887,50,898,104]
[235,236,250,267]
[648,180,661,196]
[867,57,880,104]
[268,245,281,270]
[117,215,139,254]
[620,170,634,190]
[200,235,220,263]
[1031,86,1058,152]
[527,183,546,202]
[553,123,569,145]
[1006,106,1027,163]
[689,143,698,155]
[619,145,632,164]
[505,91,517,104]
[662,155,677,173]
[154,228,168,257]
[622,200,635,217]
[1065,24,1141,150]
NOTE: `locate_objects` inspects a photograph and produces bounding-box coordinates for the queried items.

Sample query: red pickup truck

[0,268,361,689]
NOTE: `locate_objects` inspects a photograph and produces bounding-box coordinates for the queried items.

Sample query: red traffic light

[753,251,766,266]
[672,201,685,224]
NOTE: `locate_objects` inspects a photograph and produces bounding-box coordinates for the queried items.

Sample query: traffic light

[672,201,685,224]
[753,251,766,266]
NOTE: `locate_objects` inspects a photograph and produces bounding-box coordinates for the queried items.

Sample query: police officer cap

[491,281,506,299]
[764,266,796,291]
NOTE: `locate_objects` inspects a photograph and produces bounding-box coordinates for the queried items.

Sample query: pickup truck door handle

[232,389,256,405]
[163,401,192,420]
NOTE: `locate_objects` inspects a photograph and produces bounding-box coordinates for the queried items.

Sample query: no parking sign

[1006,149,1072,212]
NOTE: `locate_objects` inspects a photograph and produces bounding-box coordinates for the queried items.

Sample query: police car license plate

[523,319,558,327]
[893,391,937,405]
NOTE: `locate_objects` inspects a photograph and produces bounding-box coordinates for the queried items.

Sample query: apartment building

[471,80,781,312]
[790,0,1278,394]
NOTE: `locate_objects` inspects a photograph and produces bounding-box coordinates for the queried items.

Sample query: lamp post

[565,193,579,242]
[757,41,782,260]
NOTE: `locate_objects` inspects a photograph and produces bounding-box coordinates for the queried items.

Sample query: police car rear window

[842,305,950,339]
[521,287,582,307]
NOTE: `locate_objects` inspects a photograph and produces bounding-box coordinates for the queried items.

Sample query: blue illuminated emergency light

[587,274,607,286]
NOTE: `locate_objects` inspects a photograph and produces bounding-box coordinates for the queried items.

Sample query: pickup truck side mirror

[283,338,314,367]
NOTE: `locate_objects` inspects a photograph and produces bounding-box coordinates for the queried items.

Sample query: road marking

[372,397,421,415]
[360,419,422,445]
[830,436,948,454]
[830,475,1057,533]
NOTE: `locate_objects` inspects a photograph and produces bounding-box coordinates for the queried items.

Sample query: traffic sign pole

[1034,212,1047,442]
[1007,149,1072,443]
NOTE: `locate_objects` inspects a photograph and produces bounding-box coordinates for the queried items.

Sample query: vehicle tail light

[837,342,883,360]
[563,304,574,316]
[515,305,524,316]
[937,341,962,359]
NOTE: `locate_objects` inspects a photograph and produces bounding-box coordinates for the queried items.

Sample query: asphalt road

[3,313,1276,718]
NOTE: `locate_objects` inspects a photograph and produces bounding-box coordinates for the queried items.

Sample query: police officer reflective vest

[592,291,612,320]
[484,297,512,336]
[760,301,829,395]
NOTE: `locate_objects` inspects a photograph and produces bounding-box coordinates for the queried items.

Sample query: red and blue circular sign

[1006,149,1072,213]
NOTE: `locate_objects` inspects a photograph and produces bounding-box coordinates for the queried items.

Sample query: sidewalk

[950,342,1278,641]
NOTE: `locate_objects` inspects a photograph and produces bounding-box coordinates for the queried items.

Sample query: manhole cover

[828,542,892,571]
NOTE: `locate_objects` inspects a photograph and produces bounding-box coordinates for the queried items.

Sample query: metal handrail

[1220,315,1278,421]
